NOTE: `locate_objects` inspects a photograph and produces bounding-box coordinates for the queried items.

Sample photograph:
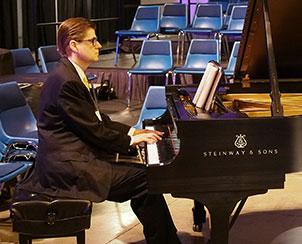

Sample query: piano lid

[234,0,302,82]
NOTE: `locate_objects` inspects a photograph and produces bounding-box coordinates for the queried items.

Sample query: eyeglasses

[75,37,99,47]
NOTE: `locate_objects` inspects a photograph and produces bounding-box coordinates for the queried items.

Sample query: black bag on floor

[97,80,116,100]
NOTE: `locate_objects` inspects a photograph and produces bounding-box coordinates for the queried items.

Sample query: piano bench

[10,189,92,244]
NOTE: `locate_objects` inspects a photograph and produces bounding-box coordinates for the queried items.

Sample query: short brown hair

[57,17,96,57]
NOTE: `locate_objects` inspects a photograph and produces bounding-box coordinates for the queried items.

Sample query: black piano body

[146,84,302,188]
[145,85,302,243]
[144,0,302,243]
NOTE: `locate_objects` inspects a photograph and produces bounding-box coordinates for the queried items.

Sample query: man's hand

[131,129,164,146]
[133,129,163,136]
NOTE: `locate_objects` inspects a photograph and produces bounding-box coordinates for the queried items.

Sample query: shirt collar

[68,58,86,82]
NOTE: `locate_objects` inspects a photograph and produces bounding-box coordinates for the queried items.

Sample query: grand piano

[143,0,302,243]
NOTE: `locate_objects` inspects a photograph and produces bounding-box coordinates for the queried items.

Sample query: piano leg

[192,200,206,232]
[173,190,267,244]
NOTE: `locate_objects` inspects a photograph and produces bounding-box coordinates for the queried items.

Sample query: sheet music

[192,62,212,105]
[192,61,221,111]
[204,67,223,112]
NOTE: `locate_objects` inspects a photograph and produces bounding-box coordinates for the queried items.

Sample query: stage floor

[1,173,302,244]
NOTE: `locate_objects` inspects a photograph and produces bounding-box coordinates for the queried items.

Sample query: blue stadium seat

[0,162,32,184]
[38,45,60,73]
[223,3,247,29]
[220,5,247,57]
[224,41,240,77]
[220,5,247,36]
[160,3,188,63]
[173,39,219,84]
[10,48,40,74]
[0,82,38,162]
[160,3,188,34]
[133,86,167,130]
[179,4,223,64]
[127,40,173,107]
[114,6,160,66]
[183,3,223,33]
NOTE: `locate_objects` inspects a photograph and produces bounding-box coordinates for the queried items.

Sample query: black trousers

[107,162,181,244]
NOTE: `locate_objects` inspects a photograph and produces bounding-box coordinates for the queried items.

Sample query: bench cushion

[10,189,92,236]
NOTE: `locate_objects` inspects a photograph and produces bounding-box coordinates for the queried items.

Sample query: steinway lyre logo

[234,134,247,149]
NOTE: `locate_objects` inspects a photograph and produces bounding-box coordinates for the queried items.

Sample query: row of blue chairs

[180,3,246,62]
[126,39,240,107]
[132,39,242,129]
[11,46,98,83]
[11,45,59,75]
[209,0,248,13]
[114,3,247,66]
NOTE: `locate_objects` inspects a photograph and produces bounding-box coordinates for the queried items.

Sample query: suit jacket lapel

[60,57,96,107]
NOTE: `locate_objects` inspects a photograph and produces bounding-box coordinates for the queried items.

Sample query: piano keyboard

[145,125,180,166]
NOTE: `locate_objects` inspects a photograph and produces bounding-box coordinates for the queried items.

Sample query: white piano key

[145,126,160,165]
[147,143,160,165]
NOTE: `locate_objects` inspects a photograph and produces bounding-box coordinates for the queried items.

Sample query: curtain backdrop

[0,0,139,50]
[0,0,18,49]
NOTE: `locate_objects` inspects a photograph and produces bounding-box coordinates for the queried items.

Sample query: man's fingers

[134,129,164,136]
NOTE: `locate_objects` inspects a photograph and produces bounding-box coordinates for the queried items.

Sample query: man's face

[75,28,102,64]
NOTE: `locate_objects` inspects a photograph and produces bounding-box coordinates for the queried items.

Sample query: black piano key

[149,124,180,165]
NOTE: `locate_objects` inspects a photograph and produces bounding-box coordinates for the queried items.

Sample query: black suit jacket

[20,58,132,202]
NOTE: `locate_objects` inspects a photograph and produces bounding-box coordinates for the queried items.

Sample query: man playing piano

[18,17,181,244]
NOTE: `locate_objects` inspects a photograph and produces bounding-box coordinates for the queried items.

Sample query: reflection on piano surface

[142,0,302,243]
